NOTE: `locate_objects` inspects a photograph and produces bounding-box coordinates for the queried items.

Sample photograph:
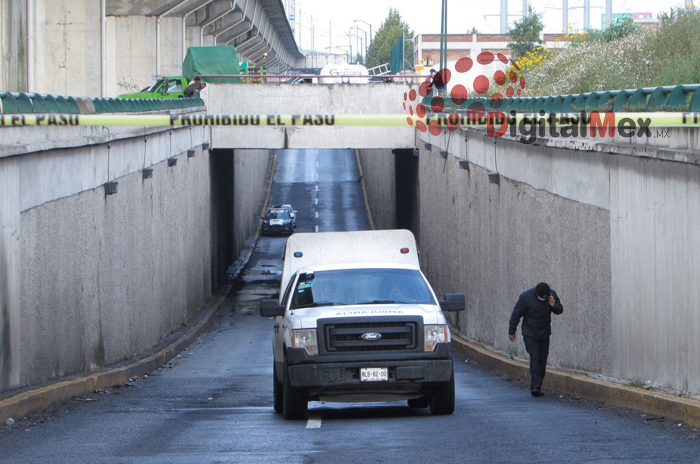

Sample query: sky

[286,0,688,56]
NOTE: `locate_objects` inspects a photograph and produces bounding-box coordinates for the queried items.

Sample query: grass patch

[518,7,700,100]
[629,380,645,388]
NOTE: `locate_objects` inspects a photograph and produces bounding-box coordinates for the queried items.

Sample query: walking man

[508,282,563,397]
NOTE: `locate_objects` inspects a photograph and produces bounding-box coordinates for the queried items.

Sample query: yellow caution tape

[1,112,700,127]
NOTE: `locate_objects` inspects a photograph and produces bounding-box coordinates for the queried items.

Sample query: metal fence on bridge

[0,92,204,114]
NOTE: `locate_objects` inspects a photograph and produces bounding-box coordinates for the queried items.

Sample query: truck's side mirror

[260,299,285,317]
[439,293,465,312]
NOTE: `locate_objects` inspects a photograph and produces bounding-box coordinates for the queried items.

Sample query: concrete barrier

[0,119,272,394]
[358,121,700,398]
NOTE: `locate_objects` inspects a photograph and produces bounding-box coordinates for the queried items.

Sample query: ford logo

[360,332,382,341]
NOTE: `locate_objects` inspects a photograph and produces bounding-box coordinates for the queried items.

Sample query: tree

[366,8,414,69]
[507,5,545,61]
[597,16,641,42]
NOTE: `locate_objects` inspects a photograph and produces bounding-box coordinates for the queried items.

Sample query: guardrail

[199,74,428,83]
[0,92,205,114]
[427,84,700,113]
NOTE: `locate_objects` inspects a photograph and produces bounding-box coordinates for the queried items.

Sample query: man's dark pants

[523,336,550,391]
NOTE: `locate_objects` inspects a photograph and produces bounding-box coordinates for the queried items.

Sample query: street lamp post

[346,30,363,64]
[355,26,367,62]
[353,19,372,45]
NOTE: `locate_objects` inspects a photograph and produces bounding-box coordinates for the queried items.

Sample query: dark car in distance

[270,204,297,229]
[261,208,294,236]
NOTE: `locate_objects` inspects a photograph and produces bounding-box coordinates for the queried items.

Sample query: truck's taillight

[400,247,409,254]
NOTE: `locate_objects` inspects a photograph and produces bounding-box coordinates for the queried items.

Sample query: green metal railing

[0,92,205,114]
[424,84,700,113]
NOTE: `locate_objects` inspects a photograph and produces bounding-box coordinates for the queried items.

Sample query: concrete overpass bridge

[1,0,305,97]
[2,65,700,422]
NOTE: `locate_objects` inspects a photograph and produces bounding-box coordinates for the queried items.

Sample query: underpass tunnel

[394,148,420,242]
[210,149,235,289]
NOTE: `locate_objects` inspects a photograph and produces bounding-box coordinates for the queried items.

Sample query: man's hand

[548,295,555,307]
[508,334,515,342]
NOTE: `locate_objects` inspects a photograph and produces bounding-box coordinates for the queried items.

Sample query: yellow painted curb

[450,331,700,429]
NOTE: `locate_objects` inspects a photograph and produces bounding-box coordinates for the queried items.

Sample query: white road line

[315,185,319,192]
[315,225,319,233]
[314,198,318,205]
[315,211,319,218]
[316,161,319,168]
[306,415,322,429]
[315,172,318,180]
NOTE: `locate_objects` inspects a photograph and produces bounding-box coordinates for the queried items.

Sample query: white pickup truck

[260,230,465,419]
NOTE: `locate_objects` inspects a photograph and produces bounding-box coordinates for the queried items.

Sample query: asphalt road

[1,149,699,463]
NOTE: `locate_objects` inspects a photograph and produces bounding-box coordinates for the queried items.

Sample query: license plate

[360,367,388,382]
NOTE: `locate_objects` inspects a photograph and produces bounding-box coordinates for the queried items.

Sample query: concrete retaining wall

[360,125,700,395]
[233,149,273,255]
[356,149,396,230]
[416,141,612,375]
[19,147,211,386]
[0,116,273,393]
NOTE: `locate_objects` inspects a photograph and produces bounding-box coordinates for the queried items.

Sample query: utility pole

[329,21,332,51]
[606,0,612,27]
[523,0,527,18]
[584,0,590,30]
[500,0,508,34]
[440,0,447,71]
[563,0,568,33]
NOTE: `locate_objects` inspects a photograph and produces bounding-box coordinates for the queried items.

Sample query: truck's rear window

[291,268,436,309]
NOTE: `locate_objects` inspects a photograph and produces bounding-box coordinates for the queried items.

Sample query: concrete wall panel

[0,157,21,389]
[357,149,396,230]
[611,155,700,392]
[19,147,212,386]
[416,147,612,374]
[358,123,700,393]
[233,149,272,255]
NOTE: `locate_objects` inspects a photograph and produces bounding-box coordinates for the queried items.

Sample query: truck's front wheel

[429,367,455,415]
[282,357,308,420]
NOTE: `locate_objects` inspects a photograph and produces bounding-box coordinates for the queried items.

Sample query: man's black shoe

[531,389,542,397]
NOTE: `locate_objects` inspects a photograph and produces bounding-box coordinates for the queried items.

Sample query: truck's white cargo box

[281,229,419,292]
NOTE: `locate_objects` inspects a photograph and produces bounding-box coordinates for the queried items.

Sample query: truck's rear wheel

[273,361,283,413]
[282,358,308,420]
[429,367,455,415]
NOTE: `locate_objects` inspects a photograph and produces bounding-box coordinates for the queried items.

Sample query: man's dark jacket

[508,288,563,339]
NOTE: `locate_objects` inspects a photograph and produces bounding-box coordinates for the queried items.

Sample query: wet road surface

[2,149,699,463]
